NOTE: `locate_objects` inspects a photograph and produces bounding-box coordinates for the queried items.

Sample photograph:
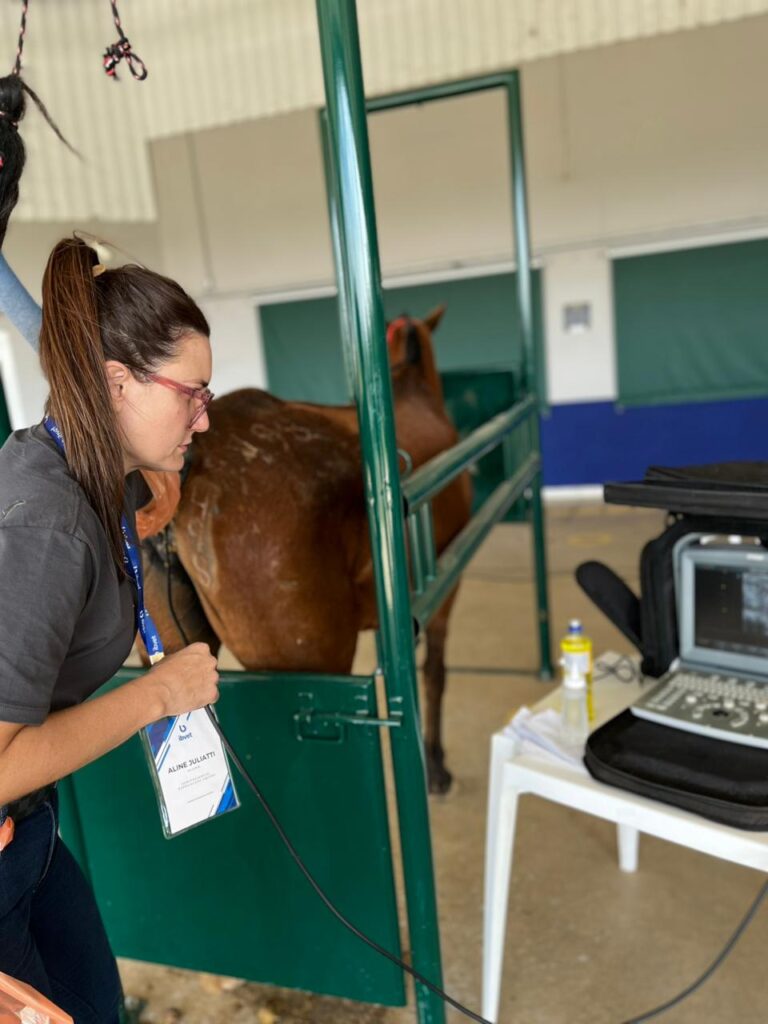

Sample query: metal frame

[316,2,552,1021]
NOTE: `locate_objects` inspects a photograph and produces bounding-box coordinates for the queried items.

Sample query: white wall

[143,15,768,407]
[198,295,268,398]
[4,15,767,422]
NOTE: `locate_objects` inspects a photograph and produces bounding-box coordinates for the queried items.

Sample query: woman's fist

[144,643,220,717]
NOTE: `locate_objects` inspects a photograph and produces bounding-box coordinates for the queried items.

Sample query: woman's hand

[143,643,220,718]
[0,645,221,805]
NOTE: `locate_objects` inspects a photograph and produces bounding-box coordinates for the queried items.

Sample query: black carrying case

[585,711,768,830]
[580,461,768,830]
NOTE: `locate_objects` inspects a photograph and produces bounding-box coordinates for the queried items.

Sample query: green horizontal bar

[411,453,540,627]
[298,711,401,729]
[366,73,515,113]
[402,396,536,511]
[111,667,377,688]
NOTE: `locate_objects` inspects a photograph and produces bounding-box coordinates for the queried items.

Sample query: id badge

[141,707,240,839]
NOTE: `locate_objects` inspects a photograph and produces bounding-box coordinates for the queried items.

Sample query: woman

[0,235,220,1022]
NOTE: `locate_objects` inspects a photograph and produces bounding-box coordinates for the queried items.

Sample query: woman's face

[109,331,213,474]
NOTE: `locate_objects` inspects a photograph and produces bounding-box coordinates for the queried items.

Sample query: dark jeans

[0,791,122,1023]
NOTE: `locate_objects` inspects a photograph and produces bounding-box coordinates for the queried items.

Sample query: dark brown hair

[0,76,25,249]
[0,73,77,249]
[39,236,210,571]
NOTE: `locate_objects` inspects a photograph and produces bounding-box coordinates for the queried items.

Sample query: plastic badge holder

[140,705,240,839]
[0,971,73,1023]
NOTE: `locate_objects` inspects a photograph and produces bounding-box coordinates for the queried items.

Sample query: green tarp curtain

[259,270,544,405]
[614,238,768,407]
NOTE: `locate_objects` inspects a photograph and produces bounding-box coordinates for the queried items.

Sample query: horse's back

[190,388,360,490]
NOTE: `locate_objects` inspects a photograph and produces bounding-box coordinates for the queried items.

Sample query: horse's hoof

[428,761,453,795]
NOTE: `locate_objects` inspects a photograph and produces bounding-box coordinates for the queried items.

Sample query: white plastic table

[482,654,768,1023]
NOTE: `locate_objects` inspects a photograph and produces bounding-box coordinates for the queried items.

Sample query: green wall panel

[261,298,346,407]
[615,238,768,406]
[260,270,544,405]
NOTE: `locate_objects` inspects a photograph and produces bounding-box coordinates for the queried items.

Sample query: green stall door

[59,670,405,1006]
[441,368,528,523]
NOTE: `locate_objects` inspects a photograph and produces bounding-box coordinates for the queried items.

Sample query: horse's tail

[141,525,221,658]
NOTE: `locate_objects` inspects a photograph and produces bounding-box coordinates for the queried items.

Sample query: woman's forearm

[0,677,165,805]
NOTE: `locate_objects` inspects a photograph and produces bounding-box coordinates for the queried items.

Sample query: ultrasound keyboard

[631,670,768,749]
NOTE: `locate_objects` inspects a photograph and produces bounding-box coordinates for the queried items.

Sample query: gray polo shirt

[0,422,150,724]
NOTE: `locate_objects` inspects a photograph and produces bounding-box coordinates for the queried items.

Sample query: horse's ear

[424,305,446,333]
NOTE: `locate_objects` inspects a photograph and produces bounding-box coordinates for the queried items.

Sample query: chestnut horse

[141,308,471,792]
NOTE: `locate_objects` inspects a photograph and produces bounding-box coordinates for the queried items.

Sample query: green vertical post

[507,72,553,679]
[315,3,446,1022]
[318,110,359,399]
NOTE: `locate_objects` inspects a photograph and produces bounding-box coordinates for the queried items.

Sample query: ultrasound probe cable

[163,533,766,1023]
[205,701,768,1024]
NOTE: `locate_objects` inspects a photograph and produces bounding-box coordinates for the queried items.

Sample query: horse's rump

[169,389,368,670]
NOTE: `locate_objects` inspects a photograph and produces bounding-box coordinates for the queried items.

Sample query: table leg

[483,783,521,1023]
[617,822,639,873]
[485,733,518,901]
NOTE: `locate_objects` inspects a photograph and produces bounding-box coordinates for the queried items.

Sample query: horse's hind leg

[423,596,456,795]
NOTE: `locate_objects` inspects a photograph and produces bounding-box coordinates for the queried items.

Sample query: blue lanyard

[43,417,164,663]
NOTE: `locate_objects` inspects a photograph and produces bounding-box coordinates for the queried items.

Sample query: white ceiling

[2,0,767,222]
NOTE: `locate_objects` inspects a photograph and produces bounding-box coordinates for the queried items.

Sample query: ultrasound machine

[631,542,768,748]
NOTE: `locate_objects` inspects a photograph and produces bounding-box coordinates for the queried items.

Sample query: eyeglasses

[145,373,214,427]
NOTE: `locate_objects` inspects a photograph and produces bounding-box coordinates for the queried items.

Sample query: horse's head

[386,306,445,402]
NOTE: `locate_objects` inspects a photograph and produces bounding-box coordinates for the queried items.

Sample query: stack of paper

[503,707,588,770]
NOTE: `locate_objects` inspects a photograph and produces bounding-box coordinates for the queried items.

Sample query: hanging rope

[103,0,148,81]
[11,0,28,77]
[1,1,79,157]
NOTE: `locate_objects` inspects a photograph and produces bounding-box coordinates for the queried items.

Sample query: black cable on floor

[203,704,494,1024]
[620,877,768,1023]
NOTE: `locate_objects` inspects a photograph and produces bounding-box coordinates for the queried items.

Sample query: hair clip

[92,264,107,278]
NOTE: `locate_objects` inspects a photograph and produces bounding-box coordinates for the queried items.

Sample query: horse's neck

[392,372,458,466]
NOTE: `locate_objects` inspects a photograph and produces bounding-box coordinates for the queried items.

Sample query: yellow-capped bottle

[560,620,594,724]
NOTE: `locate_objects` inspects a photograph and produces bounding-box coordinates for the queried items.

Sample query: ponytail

[0,74,76,251]
[0,75,27,251]
[39,238,126,573]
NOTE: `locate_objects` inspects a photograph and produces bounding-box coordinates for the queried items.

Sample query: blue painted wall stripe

[541,396,768,486]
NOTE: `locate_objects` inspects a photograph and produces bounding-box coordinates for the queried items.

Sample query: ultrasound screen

[695,564,768,658]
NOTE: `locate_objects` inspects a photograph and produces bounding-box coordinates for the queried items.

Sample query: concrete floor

[120,502,768,1023]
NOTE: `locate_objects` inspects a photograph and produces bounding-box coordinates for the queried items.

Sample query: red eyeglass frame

[145,373,214,427]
